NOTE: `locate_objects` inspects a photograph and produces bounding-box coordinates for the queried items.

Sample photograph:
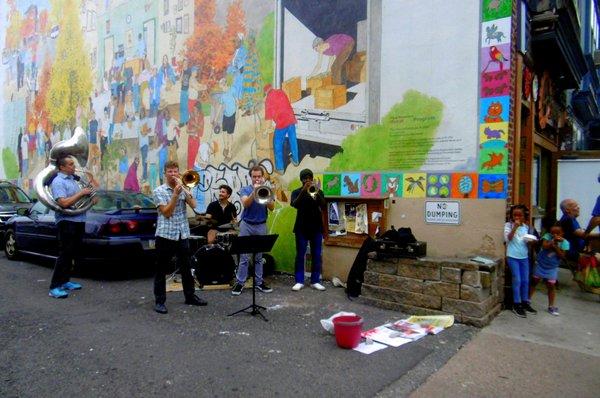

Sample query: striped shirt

[153,184,190,240]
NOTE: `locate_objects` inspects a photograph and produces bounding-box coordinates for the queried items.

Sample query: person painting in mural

[17,128,23,177]
[179,59,194,125]
[231,165,274,296]
[152,160,206,314]
[264,84,300,174]
[147,138,162,192]
[228,32,247,101]
[138,123,151,181]
[149,66,161,117]
[310,34,355,85]
[48,156,99,299]
[118,147,128,190]
[205,184,238,244]
[214,78,237,160]
[290,168,327,292]
[164,108,179,163]
[36,121,45,159]
[187,101,204,170]
[158,54,177,93]
[239,33,262,116]
[124,157,141,193]
[88,111,101,174]
[20,128,29,178]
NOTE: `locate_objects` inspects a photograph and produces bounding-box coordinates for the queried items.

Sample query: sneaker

[292,283,304,291]
[256,282,273,293]
[185,295,208,306]
[231,283,244,296]
[512,304,527,318]
[548,306,560,316]
[154,303,168,314]
[310,283,326,291]
[49,287,69,299]
[522,302,537,314]
[61,281,82,291]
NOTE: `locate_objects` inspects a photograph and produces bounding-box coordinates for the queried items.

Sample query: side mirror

[17,208,29,216]
[32,198,38,203]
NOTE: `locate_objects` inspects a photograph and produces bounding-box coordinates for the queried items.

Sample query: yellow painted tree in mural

[46,0,92,129]
[5,7,22,51]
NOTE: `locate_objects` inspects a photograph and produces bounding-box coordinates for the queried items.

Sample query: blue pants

[294,231,323,284]
[236,221,267,285]
[273,124,299,172]
[507,257,529,304]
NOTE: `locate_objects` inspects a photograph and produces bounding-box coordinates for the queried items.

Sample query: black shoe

[512,304,526,318]
[522,302,537,314]
[231,283,244,296]
[154,303,168,314]
[185,295,208,306]
[256,282,273,293]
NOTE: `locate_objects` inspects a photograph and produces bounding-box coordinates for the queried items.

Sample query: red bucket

[333,315,363,349]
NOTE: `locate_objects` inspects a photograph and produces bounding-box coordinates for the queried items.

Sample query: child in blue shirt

[504,204,536,318]
[529,224,569,316]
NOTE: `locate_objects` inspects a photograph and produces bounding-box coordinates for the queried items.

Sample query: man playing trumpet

[152,160,207,314]
[231,165,275,296]
[290,169,327,291]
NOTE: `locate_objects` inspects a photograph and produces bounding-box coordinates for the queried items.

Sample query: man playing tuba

[48,156,99,299]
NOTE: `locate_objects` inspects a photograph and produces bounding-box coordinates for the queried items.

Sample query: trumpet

[308,183,318,199]
[174,169,200,197]
[254,184,274,205]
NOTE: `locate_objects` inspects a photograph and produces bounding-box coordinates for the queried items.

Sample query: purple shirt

[323,34,354,56]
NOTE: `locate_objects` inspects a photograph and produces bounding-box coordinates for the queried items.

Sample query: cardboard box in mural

[0,0,511,271]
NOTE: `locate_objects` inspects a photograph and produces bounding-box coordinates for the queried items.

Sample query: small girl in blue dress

[529,224,569,316]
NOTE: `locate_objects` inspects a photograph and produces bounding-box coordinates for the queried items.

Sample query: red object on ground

[333,315,363,349]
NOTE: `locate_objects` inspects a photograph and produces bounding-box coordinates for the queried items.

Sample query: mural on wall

[0,0,509,271]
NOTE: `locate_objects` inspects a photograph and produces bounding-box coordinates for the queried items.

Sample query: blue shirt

[217,88,237,117]
[51,172,87,223]
[559,214,585,261]
[153,184,190,240]
[592,195,600,217]
[504,222,529,259]
[240,185,267,224]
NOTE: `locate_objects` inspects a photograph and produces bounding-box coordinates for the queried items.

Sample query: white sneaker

[292,283,304,291]
[310,283,326,291]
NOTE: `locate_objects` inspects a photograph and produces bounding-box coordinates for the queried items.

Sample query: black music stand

[228,234,278,321]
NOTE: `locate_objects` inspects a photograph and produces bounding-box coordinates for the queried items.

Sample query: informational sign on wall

[425,201,461,225]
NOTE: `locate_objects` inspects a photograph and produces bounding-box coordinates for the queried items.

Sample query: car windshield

[0,184,31,204]
[91,191,156,212]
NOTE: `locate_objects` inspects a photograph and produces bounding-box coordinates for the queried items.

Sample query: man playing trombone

[152,160,207,314]
[231,165,275,295]
[290,169,327,291]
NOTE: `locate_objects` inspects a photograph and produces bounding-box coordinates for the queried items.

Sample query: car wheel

[4,230,19,260]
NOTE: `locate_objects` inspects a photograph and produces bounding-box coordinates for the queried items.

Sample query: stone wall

[361,256,504,327]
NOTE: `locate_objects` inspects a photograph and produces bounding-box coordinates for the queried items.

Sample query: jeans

[273,124,299,172]
[235,221,267,285]
[294,231,323,284]
[507,256,529,304]
[154,236,195,304]
[50,221,85,289]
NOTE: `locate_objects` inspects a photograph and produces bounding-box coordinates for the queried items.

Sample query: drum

[188,235,208,254]
[215,231,238,250]
[192,244,236,286]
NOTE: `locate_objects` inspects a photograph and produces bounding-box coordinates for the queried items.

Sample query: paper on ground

[361,326,412,347]
[405,315,454,329]
[353,340,388,354]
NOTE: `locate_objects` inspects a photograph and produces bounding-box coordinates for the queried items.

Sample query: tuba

[253,185,274,205]
[34,127,96,215]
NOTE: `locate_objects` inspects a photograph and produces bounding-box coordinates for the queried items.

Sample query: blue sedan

[4,190,158,264]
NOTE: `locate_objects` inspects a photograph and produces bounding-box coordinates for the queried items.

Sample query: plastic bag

[320,311,356,335]
[585,267,600,288]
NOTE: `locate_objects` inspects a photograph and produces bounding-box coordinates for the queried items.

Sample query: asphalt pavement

[0,254,475,398]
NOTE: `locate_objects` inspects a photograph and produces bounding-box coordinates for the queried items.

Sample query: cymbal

[216,222,237,231]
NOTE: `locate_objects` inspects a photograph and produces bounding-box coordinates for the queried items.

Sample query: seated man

[205,184,237,243]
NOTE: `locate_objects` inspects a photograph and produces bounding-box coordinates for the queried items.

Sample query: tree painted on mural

[2,148,19,180]
[225,0,247,43]
[4,6,22,51]
[327,90,443,172]
[256,12,275,87]
[34,58,53,133]
[185,0,232,89]
[46,0,92,129]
